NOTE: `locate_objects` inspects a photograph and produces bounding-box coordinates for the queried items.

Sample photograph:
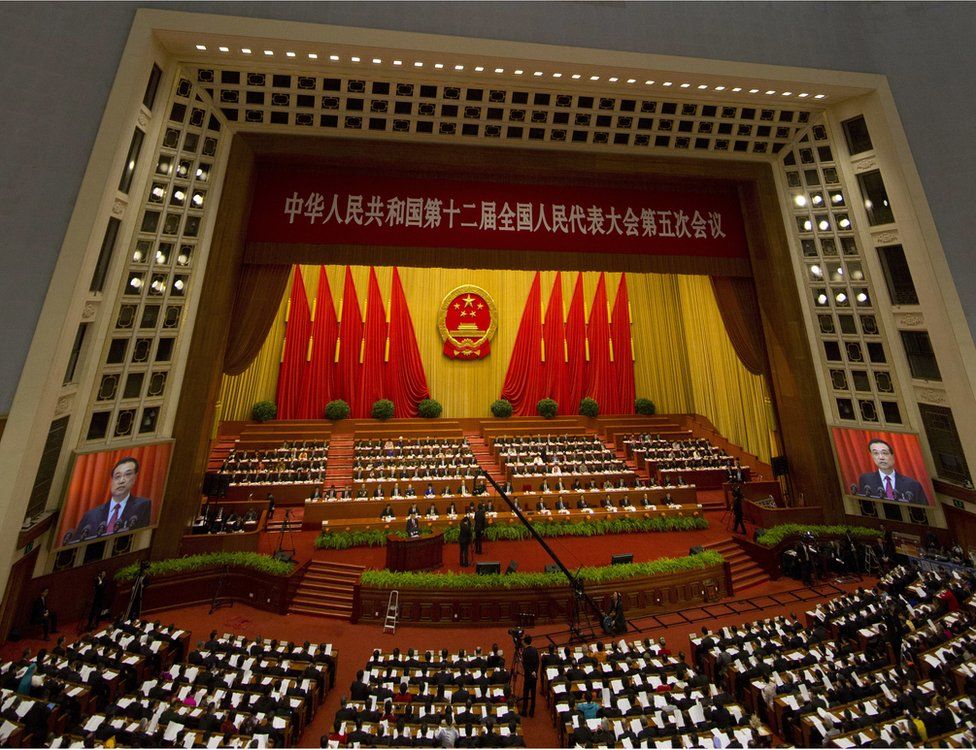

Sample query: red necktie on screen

[107,503,121,534]
[884,476,894,500]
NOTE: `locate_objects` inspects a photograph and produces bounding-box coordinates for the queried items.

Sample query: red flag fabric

[300,267,339,419]
[359,268,388,416]
[563,274,586,416]
[336,267,364,417]
[542,272,565,406]
[275,267,311,419]
[610,273,636,415]
[500,272,544,416]
[584,272,615,413]
[387,267,430,417]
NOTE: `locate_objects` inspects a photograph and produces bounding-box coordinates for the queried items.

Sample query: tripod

[273,508,297,562]
[210,564,233,614]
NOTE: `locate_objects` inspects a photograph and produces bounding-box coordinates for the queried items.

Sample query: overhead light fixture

[814,94,826,99]
[218,46,229,53]
[644,80,655,85]
[350,56,361,62]
[514,69,524,75]
[765,90,776,95]
[608,77,619,82]
[474,66,484,72]
[856,292,868,303]
[835,292,847,303]
[782,91,792,96]
[330,55,339,61]
[374,58,384,64]
[533,71,544,77]
[454,64,464,70]
[414,61,424,67]
[553,73,563,78]
[393,60,402,66]
[494,67,504,73]
[798,93,809,98]
[663,82,673,87]
[590,75,600,81]
[286,51,296,58]
[434,62,444,69]
[571,74,581,80]
[697,84,708,90]
[715,85,726,91]
[264,50,274,56]
[241,48,252,54]
[818,219,830,231]
[195,44,206,51]
[626,78,636,84]
[794,195,808,207]
[749,88,760,94]
[308,53,317,60]
[680,83,691,88]
[816,293,827,304]
[731,87,742,92]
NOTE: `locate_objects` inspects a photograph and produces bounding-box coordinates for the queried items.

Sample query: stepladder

[383,590,399,634]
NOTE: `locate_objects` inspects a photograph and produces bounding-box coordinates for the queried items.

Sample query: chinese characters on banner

[247,168,749,258]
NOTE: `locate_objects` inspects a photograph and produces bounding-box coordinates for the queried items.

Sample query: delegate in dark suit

[73,456,152,540]
[857,471,927,505]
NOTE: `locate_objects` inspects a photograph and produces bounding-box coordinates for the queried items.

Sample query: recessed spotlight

[644,80,655,85]
[732,87,742,92]
[798,93,809,98]
[794,195,808,207]
[803,220,813,231]
[241,48,252,55]
[749,88,760,94]
[817,293,827,304]
[350,56,360,62]
[831,193,844,204]
[533,71,543,77]
[818,219,830,231]
[810,265,822,277]
[765,90,776,95]
[856,292,868,303]
[414,61,424,67]
[553,73,562,78]
[839,218,851,229]
[814,94,826,99]
[494,68,504,74]
[571,74,581,80]
[375,58,384,65]
[812,195,824,206]
[329,55,339,61]
[835,292,847,303]
[454,64,464,71]
[474,66,484,72]
[697,84,708,90]
[514,69,524,75]
[626,78,636,84]
[608,77,619,82]
[308,53,317,60]
[680,83,691,88]
[663,82,673,87]
[434,63,443,69]
[590,75,600,81]
[286,51,296,58]
[715,86,726,91]
[264,50,274,56]
[782,91,792,96]
[393,60,403,66]
[218,46,229,53]
[195,44,206,51]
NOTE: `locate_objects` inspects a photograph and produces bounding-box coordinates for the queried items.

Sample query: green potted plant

[418,398,442,418]
[324,399,350,421]
[579,397,599,418]
[537,398,558,419]
[371,399,395,420]
[635,398,656,415]
[251,400,277,422]
[491,399,513,418]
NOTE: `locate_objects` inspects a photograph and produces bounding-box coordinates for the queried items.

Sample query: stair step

[293,594,353,607]
[288,606,352,619]
[298,585,355,599]
[307,561,365,572]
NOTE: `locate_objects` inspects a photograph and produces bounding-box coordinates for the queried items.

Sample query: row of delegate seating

[219,442,329,486]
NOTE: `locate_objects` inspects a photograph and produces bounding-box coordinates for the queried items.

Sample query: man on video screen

[857,439,928,506]
[75,457,153,539]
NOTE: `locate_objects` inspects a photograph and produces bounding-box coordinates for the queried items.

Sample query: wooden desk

[386,532,444,571]
[657,467,748,490]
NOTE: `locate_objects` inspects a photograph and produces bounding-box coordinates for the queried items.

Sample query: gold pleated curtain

[218,265,772,461]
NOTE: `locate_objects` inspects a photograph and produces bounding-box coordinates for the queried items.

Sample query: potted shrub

[537,398,558,419]
[491,399,513,418]
[579,397,599,418]
[418,398,442,418]
[635,398,656,415]
[251,400,277,423]
[371,399,395,421]
[324,399,350,421]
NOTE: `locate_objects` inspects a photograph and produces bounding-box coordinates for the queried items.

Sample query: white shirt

[108,495,130,525]
[878,470,896,490]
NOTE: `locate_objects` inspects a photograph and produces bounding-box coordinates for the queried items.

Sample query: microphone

[850,484,859,495]
[96,522,107,537]
[79,525,92,541]
[903,491,915,504]
[62,530,75,545]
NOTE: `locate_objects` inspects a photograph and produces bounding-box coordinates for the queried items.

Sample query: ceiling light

[731,87,742,92]
[375,58,384,65]
[794,195,808,207]
[864,199,874,210]
[308,53,317,60]
[155,251,167,264]
[264,50,274,56]
[286,51,296,58]
[454,64,464,70]
[782,91,792,96]
[697,84,708,90]
[812,194,824,205]
[174,279,185,291]
[494,68,504,73]
[818,219,830,231]
[434,63,443,69]
[572,74,581,80]
[663,82,672,87]
[680,83,691,88]
[645,80,655,85]
[553,73,562,78]
[241,48,252,54]
[590,75,600,81]
[839,218,851,229]
[330,55,339,61]
[749,88,760,94]
[810,265,822,277]
[132,250,143,262]
[414,61,423,67]
[765,90,776,95]
[218,46,229,53]
[798,93,809,98]
[474,66,484,72]
[835,292,847,303]
[609,77,619,82]
[195,44,206,51]
[856,292,868,303]
[514,69,524,75]
[626,78,636,84]
[715,86,726,91]
[130,277,143,289]
[534,71,544,77]
[393,60,402,66]
[803,220,813,231]
[817,293,827,304]
[814,94,826,99]
[350,56,360,62]
[831,193,844,204]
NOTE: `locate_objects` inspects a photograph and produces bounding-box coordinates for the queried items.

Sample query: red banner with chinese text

[247,167,748,258]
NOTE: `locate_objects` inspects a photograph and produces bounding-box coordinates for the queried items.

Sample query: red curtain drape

[299,266,339,419]
[223,264,291,375]
[563,273,587,416]
[359,267,388,416]
[584,272,615,413]
[542,272,565,404]
[387,267,430,417]
[500,272,544,416]
[710,276,767,376]
[336,267,364,417]
[275,267,312,419]
[58,442,173,545]
[831,428,933,505]
[610,273,636,415]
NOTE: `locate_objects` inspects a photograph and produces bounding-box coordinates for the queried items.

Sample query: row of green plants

[114,551,296,582]
[315,514,707,550]
[754,524,883,548]
[253,396,656,422]
[359,549,724,590]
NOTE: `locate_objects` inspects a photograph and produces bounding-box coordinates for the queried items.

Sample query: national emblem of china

[438,285,498,360]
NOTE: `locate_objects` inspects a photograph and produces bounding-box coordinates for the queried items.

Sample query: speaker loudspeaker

[771,456,789,477]
[689,545,705,556]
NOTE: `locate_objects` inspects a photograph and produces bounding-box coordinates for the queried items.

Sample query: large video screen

[831,427,935,507]
[57,441,173,548]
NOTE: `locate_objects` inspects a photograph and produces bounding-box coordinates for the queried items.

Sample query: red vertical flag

[584,272,615,413]
[275,267,311,420]
[336,267,364,417]
[542,272,565,406]
[387,267,430,417]
[500,272,545,416]
[359,267,388,416]
[610,273,636,415]
[299,266,340,419]
[563,273,586,415]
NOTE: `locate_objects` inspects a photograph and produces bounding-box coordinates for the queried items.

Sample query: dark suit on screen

[76,495,152,538]
[857,471,928,505]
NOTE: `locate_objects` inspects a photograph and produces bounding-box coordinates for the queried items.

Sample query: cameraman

[520,634,539,717]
